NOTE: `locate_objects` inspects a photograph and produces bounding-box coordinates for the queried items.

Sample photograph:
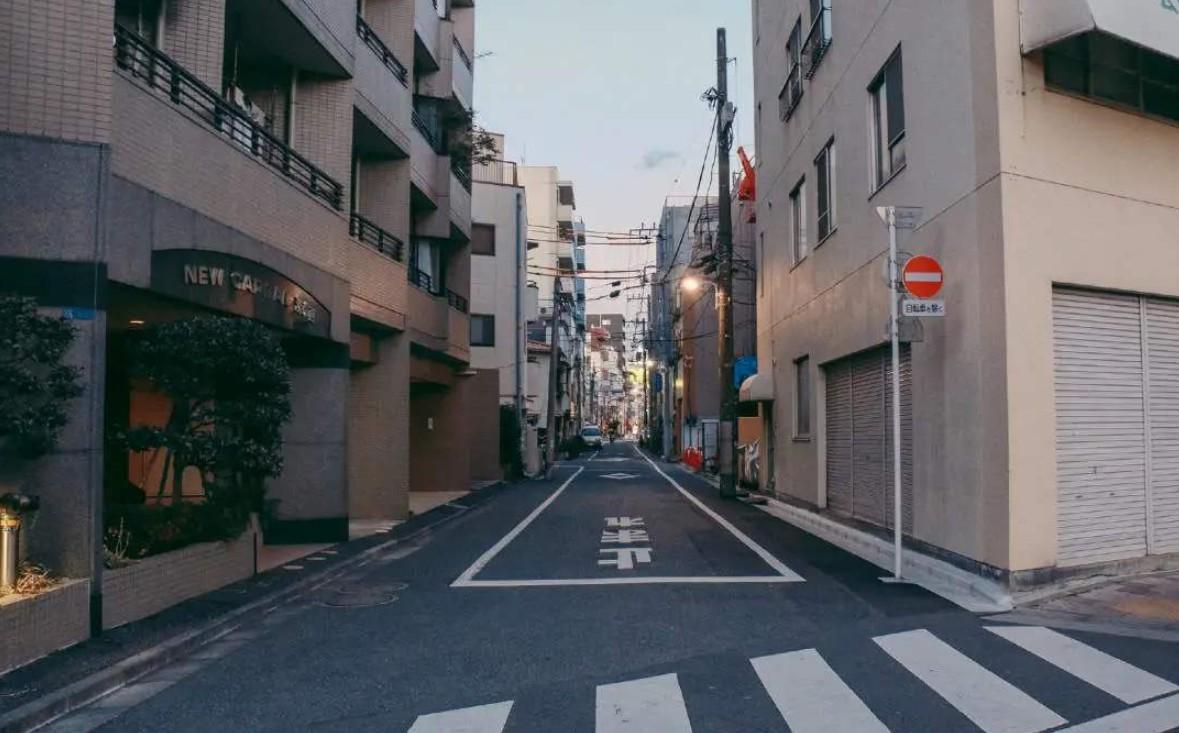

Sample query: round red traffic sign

[902,255,944,299]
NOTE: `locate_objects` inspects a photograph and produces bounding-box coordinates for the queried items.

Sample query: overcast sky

[474,0,755,325]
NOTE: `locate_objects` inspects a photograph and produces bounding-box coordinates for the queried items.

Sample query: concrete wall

[348,331,411,520]
[753,0,1009,567]
[991,0,1179,572]
[102,526,256,629]
[409,378,472,493]
[469,369,503,482]
[471,180,527,403]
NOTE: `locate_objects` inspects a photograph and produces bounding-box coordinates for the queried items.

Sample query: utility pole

[715,27,738,499]
[545,279,562,465]
[641,317,650,449]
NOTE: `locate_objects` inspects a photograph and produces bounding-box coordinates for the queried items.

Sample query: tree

[445,107,498,181]
[0,295,84,459]
[118,317,291,515]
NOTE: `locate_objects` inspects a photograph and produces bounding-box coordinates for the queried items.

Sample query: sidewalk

[997,571,1179,639]
[0,480,509,733]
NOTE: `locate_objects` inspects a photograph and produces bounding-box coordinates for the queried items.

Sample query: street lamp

[680,275,702,293]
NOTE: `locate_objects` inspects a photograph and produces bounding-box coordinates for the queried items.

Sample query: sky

[473,0,755,326]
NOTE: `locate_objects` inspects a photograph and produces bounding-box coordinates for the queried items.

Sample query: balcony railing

[356,15,409,86]
[446,289,469,313]
[472,159,518,185]
[409,266,435,293]
[802,7,832,80]
[778,61,803,121]
[113,26,343,210]
[412,108,444,153]
[350,212,405,261]
[450,159,472,191]
[453,37,473,71]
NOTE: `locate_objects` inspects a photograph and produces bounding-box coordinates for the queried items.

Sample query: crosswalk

[405,625,1179,732]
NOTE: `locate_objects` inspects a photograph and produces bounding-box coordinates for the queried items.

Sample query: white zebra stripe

[408,701,513,733]
[595,673,693,733]
[751,648,888,732]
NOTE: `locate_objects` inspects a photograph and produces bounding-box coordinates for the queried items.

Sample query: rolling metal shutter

[1146,298,1179,553]
[1053,288,1147,566]
[825,361,855,516]
[824,347,913,532]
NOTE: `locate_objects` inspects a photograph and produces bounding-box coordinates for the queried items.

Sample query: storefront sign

[151,250,330,338]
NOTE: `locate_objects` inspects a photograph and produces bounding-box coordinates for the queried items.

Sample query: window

[411,239,443,294]
[869,49,906,190]
[558,185,575,207]
[780,17,805,120]
[815,139,836,241]
[795,356,811,438]
[790,178,807,265]
[472,223,495,256]
[1045,33,1179,124]
[470,314,495,346]
[809,0,831,42]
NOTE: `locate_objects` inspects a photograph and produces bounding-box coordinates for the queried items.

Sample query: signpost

[901,256,944,300]
[876,206,925,582]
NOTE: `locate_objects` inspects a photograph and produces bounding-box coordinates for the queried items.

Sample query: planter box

[102,526,257,630]
[0,579,90,675]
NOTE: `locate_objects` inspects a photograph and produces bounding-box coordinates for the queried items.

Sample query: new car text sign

[901,255,944,299]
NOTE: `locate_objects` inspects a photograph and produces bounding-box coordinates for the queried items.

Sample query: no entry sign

[901,256,944,299]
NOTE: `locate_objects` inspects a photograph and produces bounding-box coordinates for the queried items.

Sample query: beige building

[0,0,477,615]
[751,0,1179,588]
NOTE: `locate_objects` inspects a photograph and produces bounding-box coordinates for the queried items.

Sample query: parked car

[581,425,604,448]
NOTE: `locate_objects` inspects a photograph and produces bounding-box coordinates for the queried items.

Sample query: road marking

[601,472,639,480]
[987,626,1179,704]
[874,629,1067,733]
[595,673,693,733]
[602,529,649,544]
[635,447,803,581]
[598,547,653,570]
[453,576,800,587]
[408,700,514,733]
[606,516,644,528]
[1053,692,1179,733]
[451,467,584,587]
[751,648,888,733]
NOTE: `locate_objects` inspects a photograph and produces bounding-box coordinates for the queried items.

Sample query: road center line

[635,446,803,581]
[451,467,585,587]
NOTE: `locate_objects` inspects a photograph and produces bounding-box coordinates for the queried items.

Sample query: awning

[1021,0,1179,61]
[739,373,774,403]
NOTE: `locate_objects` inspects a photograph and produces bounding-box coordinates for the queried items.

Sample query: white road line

[635,446,803,581]
[874,629,1067,733]
[987,625,1179,704]
[408,701,514,733]
[595,673,693,733]
[451,467,585,587]
[1054,692,1179,733]
[456,576,801,588]
[751,648,888,733]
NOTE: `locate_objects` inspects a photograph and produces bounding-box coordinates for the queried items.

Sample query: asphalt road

[46,442,1179,732]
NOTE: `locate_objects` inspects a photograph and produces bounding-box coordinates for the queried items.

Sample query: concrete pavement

[35,442,1179,732]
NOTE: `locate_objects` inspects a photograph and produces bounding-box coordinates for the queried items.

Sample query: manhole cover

[316,582,407,608]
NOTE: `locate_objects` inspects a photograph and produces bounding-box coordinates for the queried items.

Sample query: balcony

[449,170,472,238]
[446,289,469,313]
[414,0,441,70]
[802,6,832,79]
[350,212,405,262]
[409,265,438,294]
[472,159,518,186]
[451,36,474,110]
[778,61,803,122]
[412,108,445,154]
[113,26,343,210]
[356,15,408,86]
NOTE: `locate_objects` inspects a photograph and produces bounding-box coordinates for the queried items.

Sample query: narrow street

[43,443,1179,732]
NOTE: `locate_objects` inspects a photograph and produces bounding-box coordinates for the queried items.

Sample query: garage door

[1053,288,1179,566]
[825,347,913,533]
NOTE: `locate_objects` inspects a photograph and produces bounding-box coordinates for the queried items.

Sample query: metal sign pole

[888,207,903,580]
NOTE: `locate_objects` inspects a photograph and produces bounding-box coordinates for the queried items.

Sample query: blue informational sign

[652,372,663,393]
[734,355,757,389]
[62,307,96,321]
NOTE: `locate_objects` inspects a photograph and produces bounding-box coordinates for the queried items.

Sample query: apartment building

[470,133,530,478]
[0,0,476,602]
[520,166,585,442]
[751,0,1179,587]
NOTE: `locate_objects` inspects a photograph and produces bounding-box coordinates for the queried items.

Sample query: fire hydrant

[0,493,40,593]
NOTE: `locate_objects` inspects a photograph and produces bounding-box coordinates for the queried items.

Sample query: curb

[756,497,1012,613]
[0,487,503,733]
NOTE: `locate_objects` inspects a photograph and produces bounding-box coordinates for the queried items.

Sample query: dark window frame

[470,314,495,347]
[794,356,811,439]
[815,138,836,243]
[1045,33,1179,126]
[472,223,496,256]
[869,48,906,191]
